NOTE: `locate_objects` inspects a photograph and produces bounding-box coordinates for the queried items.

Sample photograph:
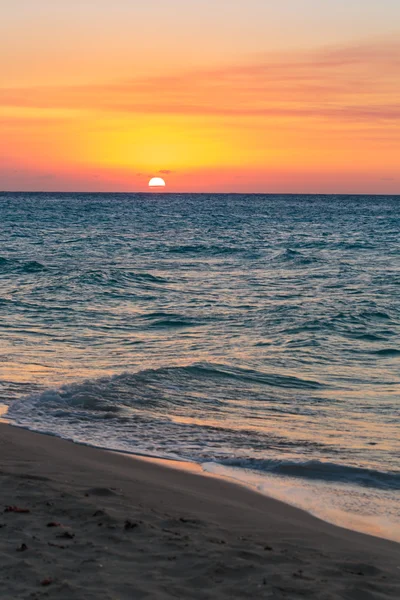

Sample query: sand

[0,423,399,599]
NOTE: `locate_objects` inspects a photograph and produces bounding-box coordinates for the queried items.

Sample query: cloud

[1,39,399,124]
[159,170,173,174]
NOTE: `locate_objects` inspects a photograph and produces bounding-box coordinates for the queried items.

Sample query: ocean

[0,192,399,541]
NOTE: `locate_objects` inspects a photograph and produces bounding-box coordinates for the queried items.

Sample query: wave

[214,457,400,491]
[373,348,400,356]
[354,333,389,342]
[8,364,326,419]
[359,310,392,321]
[0,257,47,274]
[342,241,376,250]
[21,260,47,273]
[167,243,240,255]
[6,363,326,453]
[76,269,168,286]
[141,312,201,329]
[273,248,319,265]
[183,364,325,389]
[130,272,168,284]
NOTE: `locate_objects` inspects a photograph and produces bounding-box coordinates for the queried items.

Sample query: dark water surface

[1,193,399,539]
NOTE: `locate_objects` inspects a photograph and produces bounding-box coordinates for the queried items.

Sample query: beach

[1,423,399,599]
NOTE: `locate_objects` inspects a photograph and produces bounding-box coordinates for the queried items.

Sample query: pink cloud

[1,39,399,125]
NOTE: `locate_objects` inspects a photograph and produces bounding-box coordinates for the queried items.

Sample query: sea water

[0,192,399,540]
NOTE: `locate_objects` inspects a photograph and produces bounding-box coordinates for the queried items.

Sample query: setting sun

[148,177,166,188]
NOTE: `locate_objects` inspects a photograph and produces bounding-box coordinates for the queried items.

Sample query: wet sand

[0,423,399,599]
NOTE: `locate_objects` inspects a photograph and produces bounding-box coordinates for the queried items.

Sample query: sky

[1,1,399,193]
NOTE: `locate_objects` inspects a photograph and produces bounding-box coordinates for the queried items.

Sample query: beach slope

[0,423,399,599]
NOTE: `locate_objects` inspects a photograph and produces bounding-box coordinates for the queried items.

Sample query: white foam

[203,462,400,543]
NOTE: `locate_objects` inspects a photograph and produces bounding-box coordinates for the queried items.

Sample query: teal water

[0,192,399,539]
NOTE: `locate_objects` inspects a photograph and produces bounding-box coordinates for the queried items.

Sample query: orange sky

[1,1,399,193]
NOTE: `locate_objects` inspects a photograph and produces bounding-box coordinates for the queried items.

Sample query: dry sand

[0,423,399,599]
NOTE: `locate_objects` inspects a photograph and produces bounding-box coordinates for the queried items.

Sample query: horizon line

[0,190,399,197]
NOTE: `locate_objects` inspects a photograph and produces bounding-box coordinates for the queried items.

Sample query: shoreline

[0,422,399,599]
[4,418,399,544]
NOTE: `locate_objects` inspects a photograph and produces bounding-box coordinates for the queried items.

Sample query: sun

[148,177,166,188]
